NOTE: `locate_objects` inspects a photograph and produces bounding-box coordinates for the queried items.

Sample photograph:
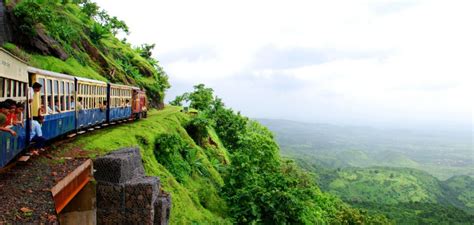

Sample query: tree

[80,1,99,18]
[188,84,214,111]
[135,43,156,60]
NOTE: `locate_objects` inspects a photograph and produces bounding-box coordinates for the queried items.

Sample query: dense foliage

[5,0,170,106]
[171,84,391,224]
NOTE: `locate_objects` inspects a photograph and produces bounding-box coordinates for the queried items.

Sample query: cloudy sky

[95,0,472,128]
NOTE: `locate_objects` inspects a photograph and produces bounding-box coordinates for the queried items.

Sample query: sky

[95,0,473,128]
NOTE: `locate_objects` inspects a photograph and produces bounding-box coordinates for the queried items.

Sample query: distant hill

[312,166,474,224]
[260,118,474,223]
[258,119,473,180]
[442,175,474,214]
[318,167,444,204]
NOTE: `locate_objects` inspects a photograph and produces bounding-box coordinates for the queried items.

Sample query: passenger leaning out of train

[0,102,17,136]
[30,118,46,152]
[10,102,25,128]
[15,102,25,123]
[3,99,22,127]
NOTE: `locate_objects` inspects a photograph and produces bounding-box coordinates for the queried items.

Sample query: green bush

[154,134,192,182]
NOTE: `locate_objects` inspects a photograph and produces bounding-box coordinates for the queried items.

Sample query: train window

[54,80,59,95]
[46,79,53,114]
[60,81,65,111]
[6,79,11,97]
[12,81,16,97]
[70,83,74,95]
[54,80,60,112]
[0,77,3,98]
[19,83,24,97]
[37,78,45,112]
[65,82,70,111]
[19,81,23,97]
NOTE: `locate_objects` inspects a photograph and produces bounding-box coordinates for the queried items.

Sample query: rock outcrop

[94,148,171,225]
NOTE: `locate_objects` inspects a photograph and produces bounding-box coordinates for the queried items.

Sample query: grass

[58,106,232,224]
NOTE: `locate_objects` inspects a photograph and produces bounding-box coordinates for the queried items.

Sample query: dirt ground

[0,146,88,224]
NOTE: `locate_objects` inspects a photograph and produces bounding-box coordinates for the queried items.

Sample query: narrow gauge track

[0,117,135,174]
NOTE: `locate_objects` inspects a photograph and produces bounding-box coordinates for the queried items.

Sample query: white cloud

[95,0,473,127]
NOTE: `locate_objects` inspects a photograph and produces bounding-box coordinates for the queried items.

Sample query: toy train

[0,48,148,168]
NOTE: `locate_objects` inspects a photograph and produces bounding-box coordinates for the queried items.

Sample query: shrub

[154,134,192,182]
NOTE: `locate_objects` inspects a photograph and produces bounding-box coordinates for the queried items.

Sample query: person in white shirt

[30,119,46,151]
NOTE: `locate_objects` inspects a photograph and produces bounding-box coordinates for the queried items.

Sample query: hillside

[2,0,169,106]
[0,1,393,224]
[48,104,390,224]
[59,107,232,224]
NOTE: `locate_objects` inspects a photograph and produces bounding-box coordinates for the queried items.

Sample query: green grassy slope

[3,0,169,106]
[57,107,232,224]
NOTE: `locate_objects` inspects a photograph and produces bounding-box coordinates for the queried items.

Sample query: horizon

[94,0,473,129]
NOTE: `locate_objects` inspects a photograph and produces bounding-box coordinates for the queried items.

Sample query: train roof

[1,48,28,82]
[75,76,107,85]
[28,67,75,80]
[109,82,138,90]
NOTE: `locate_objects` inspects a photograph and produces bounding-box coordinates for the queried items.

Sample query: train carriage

[76,77,107,129]
[107,83,133,122]
[29,67,76,140]
[0,48,149,169]
[0,48,29,167]
[132,88,148,119]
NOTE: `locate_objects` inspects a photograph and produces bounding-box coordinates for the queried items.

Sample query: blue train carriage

[76,77,107,130]
[0,48,29,167]
[28,67,76,140]
[107,83,133,123]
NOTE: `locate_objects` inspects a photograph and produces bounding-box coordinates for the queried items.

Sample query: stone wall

[94,148,171,225]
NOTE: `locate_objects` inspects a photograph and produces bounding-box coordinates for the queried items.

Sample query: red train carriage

[132,88,148,119]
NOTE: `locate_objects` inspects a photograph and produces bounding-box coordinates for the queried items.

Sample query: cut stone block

[123,209,154,225]
[154,192,172,225]
[124,176,159,210]
[94,147,145,183]
[96,182,124,209]
[97,209,124,225]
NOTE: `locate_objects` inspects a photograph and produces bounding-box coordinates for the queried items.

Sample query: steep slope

[2,0,169,106]
[55,106,391,224]
[59,107,232,224]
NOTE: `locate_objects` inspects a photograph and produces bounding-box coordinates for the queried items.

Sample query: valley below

[260,119,474,224]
